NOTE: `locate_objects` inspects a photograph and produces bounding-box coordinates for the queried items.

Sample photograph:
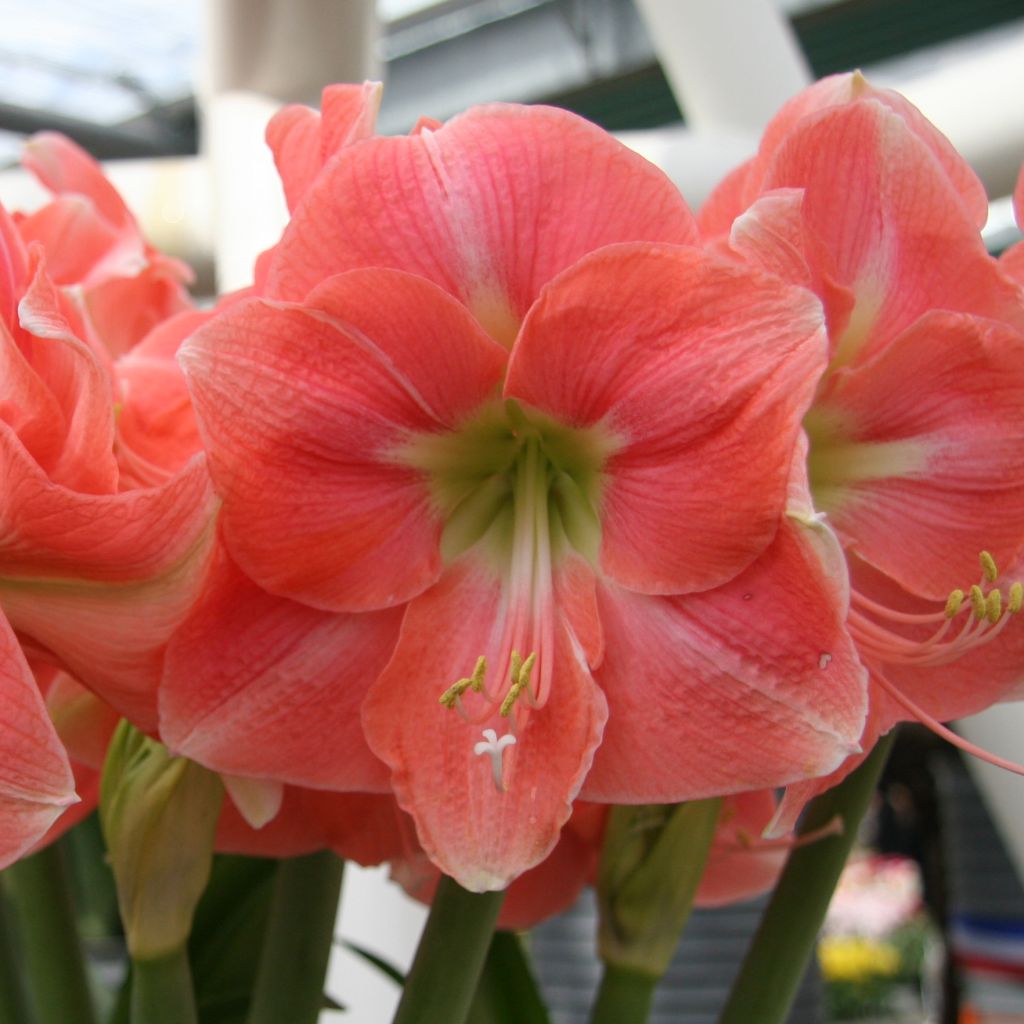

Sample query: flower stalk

[392,875,505,1024]
[3,842,98,1024]
[246,851,345,1024]
[718,732,897,1024]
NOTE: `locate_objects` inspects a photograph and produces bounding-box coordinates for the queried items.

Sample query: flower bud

[596,799,721,977]
[100,721,223,960]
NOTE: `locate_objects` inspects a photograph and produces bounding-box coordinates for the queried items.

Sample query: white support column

[200,0,379,291]
[632,0,811,134]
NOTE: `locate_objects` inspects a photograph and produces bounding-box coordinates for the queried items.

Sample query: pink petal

[265,104,698,342]
[810,311,1024,600]
[161,554,398,791]
[696,790,787,908]
[362,554,608,891]
[216,788,415,864]
[266,82,382,213]
[16,255,119,493]
[0,611,76,869]
[0,441,219,729]
[181,269,506,612]
[760,101,1024,366]
[749,75,988,227]
[23,133,134,233]
[114,310,208,488]
[581,516,867,802]
[506,242,828,594]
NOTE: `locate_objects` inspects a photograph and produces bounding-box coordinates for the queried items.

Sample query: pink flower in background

[0,142,218,732]
[702,74,1024,825]
[172,91,867,890]
[17,133,193,357]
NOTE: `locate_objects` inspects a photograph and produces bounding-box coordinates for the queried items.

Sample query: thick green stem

[591,964,658,1024]
[0,887,34,1024]
[718,733,896,1024]
[245,851,345,1024]
[392,875,505,1024]
[130,948,197,1024]
[4,843,97,1024]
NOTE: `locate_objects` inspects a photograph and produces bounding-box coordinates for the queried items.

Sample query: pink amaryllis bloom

[0,159,218,731]
[172,90,866,890]
[0,612,76,868]
[701,74,1024,823]
[16,133,192,357]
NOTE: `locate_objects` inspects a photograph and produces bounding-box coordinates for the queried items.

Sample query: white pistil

[474,729,517,792]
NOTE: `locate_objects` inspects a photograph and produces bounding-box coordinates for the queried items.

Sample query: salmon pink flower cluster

[1,74,1023,932]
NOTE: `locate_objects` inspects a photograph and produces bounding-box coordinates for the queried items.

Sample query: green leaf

[187,855,278,1024]
[339,939,406,986]
[466,931,552,1024]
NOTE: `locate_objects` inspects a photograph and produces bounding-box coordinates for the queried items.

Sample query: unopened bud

[100,721,223,960]
[596,799,721,977]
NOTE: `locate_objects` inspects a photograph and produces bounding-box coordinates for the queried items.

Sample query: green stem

[392,875,505,1024]
[0,886,34,1024]
[246,851,345,1024]
[591,964,658,1024]
[4,842,98,1024]
[130,948,197,1024]
[718,732,896,1024]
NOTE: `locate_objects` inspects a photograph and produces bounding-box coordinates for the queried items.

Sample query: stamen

[439,655,488,709]
[500,650,537,716]
[731,815,844,854]
[473,728,516,792]
[980,550,999,583]
[986,589,1002,625]
[848,550,1021,669]
[873,672,1024,778]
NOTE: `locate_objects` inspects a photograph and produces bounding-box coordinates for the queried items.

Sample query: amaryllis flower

[16,133,192,357]
[0,168,218,731]
[0,612,76,868]
[701,74,1024,824]
[172,90,866,890]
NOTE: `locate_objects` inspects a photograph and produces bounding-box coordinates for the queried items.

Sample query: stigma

[849,551,1022,668]
[474,729,517,792]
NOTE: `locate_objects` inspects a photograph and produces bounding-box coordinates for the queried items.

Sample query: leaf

[339,938,405,987]
[466,930,552,1024]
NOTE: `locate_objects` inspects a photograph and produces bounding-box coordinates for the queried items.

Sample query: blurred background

[2,2,1023,1021]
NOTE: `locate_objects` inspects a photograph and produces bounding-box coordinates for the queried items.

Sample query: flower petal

[809,311,1024,599]
[0,441,218,729]
[506,243,828,594]
[181,269,506,612]
[161,554,398,792]
[760,101,1024,366]
[265,104,698,341]
[0,611,76,869]
[362,554,608,891]
[581,515,867,802]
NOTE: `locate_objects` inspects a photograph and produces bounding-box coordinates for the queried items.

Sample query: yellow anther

[945,589,965,618]
[500,650,537,717]
[986,589,1003,625]
[980,550,999,583]
[970,585,987,620]
[1009,582,1023,614]
[439,655,488,709]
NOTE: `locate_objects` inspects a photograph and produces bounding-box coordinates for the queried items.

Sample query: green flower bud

[100,721,223,961]
[596,799,721,977]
